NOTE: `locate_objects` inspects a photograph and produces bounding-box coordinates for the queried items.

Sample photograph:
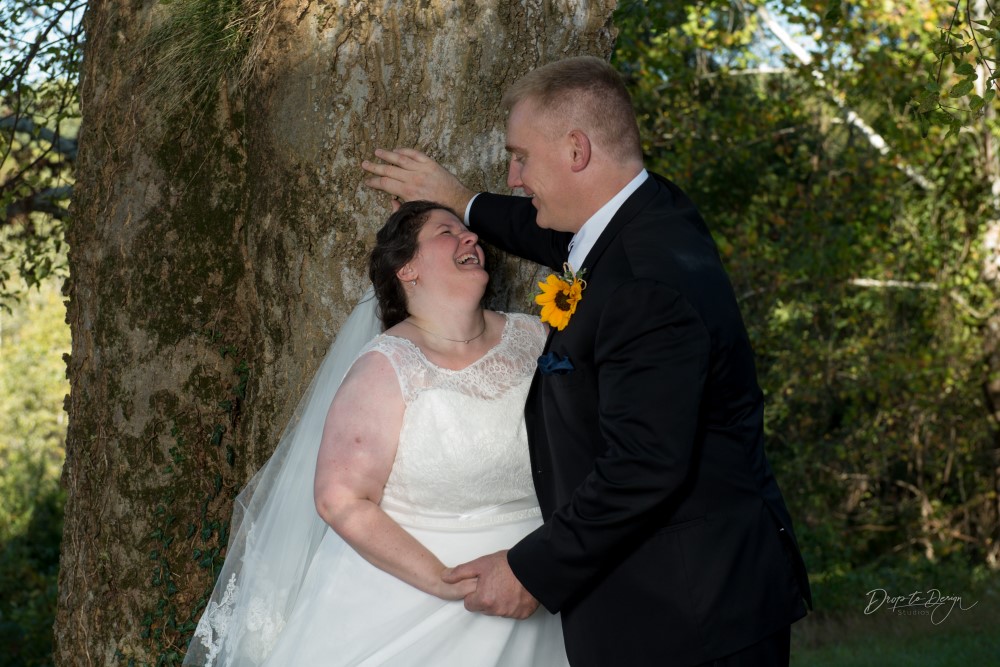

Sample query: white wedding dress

[190,309,568,667]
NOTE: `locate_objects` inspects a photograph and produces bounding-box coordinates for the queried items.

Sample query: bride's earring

[410,280,416,286]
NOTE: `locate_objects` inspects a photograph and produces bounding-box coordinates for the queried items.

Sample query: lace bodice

[361,312,546,528]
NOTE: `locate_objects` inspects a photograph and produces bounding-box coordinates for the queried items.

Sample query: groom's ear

[568,129,591,173]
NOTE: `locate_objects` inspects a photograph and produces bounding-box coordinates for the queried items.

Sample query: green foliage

[911,0,1000,135]
[1,0,82,309]
[0,277,69,665]
[0,215,69,314]
[615,0,999,592]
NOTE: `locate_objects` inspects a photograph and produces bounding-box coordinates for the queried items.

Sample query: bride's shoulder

[336,345,404,405]
[505,313,549,355]
[498,311,546,344]
[357,333,418,363]
[345,343,398,379]
[353,334,430,391]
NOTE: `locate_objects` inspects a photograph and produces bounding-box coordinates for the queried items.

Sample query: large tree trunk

[57,0,616,663]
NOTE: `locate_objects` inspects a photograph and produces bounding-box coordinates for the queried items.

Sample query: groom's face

[505,99,576,232]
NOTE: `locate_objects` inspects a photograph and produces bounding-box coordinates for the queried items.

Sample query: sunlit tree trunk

[973,0,1000,567]
[57,0,617,663]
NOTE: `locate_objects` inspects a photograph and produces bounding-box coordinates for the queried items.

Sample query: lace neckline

[383,313,512,373]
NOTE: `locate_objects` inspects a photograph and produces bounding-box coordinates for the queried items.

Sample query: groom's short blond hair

[501,56,642,164]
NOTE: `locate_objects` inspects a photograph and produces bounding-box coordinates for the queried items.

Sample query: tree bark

[57,0,616,663]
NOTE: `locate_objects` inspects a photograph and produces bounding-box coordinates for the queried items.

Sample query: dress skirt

[262,512,569,666]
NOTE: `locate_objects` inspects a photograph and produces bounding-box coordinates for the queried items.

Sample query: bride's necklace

[406,316,487,344]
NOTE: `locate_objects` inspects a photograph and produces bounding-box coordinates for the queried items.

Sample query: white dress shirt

[566,170,648,270]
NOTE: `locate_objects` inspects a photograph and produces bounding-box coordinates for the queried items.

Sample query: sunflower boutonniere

[534,263,587,331]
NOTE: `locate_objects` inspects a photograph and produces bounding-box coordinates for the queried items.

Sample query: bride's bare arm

[314,351,476,601]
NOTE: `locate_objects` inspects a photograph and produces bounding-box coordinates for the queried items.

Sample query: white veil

[184,288,382,667]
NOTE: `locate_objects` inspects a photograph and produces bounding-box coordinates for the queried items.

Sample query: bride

[184,201,569,666]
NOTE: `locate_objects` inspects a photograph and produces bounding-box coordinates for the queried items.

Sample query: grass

[791,581,1000,665]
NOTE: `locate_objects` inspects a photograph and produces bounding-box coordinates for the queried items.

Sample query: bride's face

[404,209,487,292]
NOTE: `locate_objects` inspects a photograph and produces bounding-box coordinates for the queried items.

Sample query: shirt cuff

[463,193,481,226]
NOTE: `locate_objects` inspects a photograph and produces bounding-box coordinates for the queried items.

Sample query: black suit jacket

[470,174,811,667]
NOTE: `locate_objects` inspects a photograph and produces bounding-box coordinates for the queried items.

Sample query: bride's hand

[435,571,477,601]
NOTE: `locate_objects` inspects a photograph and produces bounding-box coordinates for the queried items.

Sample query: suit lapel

[538,174,662,355]
[527,176,663,490]
[579,175,661,278]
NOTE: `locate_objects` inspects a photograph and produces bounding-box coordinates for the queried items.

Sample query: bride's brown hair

[369,200,461,329]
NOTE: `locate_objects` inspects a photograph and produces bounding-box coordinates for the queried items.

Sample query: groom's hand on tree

[362,148,475,215]
[442,550,539,619]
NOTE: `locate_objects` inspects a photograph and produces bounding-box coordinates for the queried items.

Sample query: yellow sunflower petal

[549,310,570,330]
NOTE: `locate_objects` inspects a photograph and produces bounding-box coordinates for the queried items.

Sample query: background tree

[57,0,616,663]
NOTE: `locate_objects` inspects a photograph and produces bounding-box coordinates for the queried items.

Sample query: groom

[363,56,811,667]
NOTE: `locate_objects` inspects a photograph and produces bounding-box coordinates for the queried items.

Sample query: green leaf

[917,114,931,138]
[916,89,939,110]
[931,109,954,125]
[823,0,844,23]
[933,41,953,56]
[949,79,975,98]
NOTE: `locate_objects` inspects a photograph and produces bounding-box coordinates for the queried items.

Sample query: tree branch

[744,1,935,191]
[0,115,78,160]
[847,278,939,290]
[0,2,80,91]
[4,185,72,223]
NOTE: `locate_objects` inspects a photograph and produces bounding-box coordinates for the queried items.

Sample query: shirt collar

[567,169,648,270]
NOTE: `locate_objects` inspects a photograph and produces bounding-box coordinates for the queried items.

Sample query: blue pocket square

[537,352,574,375]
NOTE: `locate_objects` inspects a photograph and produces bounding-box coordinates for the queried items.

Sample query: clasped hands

[442,549,540,620]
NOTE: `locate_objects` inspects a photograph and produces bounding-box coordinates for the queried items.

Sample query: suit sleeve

[468,193,574,270]
[507,278,711,612]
